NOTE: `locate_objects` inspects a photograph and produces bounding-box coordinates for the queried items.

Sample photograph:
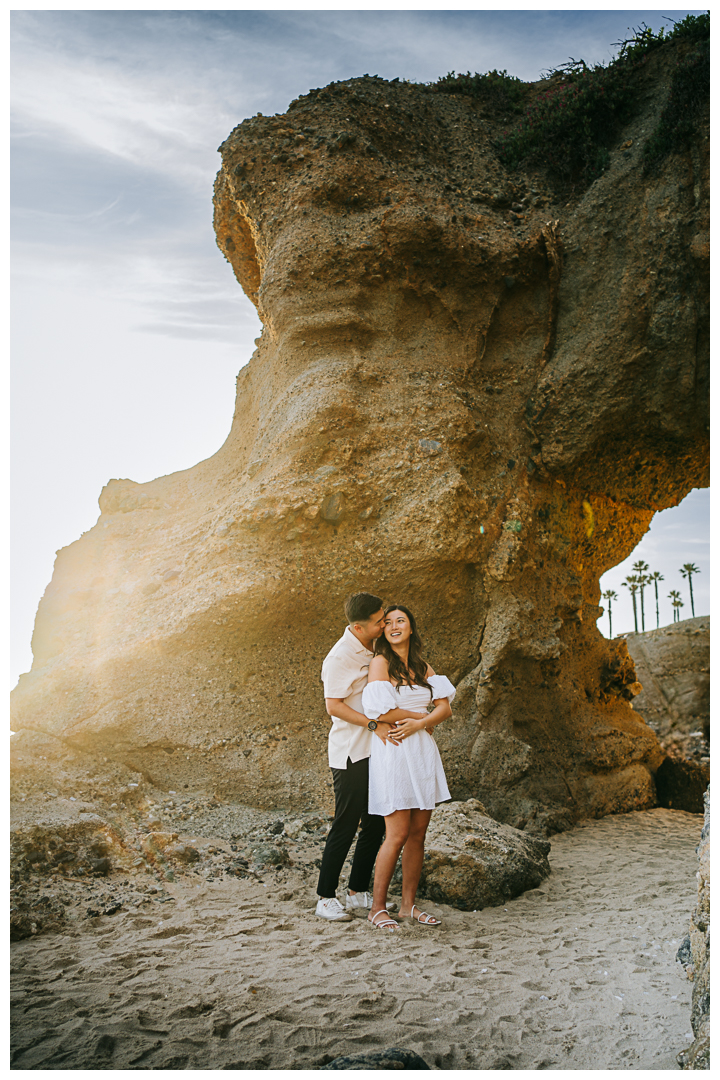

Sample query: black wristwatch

[367,720,378,731]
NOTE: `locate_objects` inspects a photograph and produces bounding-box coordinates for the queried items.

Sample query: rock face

[625,618,710,813]
[677,786,710,1070]
[626,618,710,743]
[402,799,551,910]
[10,800,146,939]
[10,45,709,833]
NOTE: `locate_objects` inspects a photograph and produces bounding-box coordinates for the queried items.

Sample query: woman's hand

[388,713,427,742]
[374,721,401,746]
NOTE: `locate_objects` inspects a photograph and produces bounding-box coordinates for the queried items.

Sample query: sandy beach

[10,806,700,1071]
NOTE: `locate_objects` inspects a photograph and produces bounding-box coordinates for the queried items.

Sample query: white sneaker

[315,897,353,921]
[345,892,397,913]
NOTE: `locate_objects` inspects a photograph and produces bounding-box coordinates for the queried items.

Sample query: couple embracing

[315,592,455,932]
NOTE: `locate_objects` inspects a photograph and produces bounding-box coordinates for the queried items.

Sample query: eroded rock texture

[11,48,709,833]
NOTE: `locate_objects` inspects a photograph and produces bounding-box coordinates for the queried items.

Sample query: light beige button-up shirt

[321,626,375,769]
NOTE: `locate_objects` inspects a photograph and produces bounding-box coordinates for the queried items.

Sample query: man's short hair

[345,592,383,625]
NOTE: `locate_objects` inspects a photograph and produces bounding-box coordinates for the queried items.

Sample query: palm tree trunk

[631,592,638,633]
[654,583,659,628]
[608,602,613,639]
[689,575,695,617]
[639,586,645,631]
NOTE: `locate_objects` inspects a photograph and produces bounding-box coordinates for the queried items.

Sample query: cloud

[12,52,224,193]
[12,9,694,212]
[13,9,686,192]
[132,283,260,343]
[13,232,258,353]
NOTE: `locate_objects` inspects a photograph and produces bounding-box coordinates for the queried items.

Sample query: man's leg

[316,757,367,899]
[348,801,386,894]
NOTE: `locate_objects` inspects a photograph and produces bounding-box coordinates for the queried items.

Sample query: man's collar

[343,625,374,655]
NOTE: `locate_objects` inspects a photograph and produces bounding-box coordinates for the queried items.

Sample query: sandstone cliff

[11,41,709,834]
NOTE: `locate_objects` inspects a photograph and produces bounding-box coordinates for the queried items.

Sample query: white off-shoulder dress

[362,676,455,816]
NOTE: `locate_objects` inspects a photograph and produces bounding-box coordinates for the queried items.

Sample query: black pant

[316,756,386,898]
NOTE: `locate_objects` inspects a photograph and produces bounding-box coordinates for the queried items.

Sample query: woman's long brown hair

[374,604,431,690]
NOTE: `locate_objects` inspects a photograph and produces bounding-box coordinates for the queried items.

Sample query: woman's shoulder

[367,654,390,681]
[425,663,436,678]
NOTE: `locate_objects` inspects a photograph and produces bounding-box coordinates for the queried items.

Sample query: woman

[361,604,455,931]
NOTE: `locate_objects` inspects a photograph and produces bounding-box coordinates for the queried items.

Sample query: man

[315,592,397,921]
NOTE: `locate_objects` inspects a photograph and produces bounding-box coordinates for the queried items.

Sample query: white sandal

[400,903,441,926]
[369,908,399,932]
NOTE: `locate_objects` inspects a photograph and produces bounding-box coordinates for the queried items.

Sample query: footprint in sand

[11,808,702,1071]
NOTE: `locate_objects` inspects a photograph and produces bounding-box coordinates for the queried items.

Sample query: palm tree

[648,571,664,628]
[602,589,618,638]
[679,563,700,617]
[632,560,650,631]
[622,575,640,633]
[668,589,683,623]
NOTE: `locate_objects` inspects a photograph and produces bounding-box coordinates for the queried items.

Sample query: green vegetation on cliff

[432,13,709,193]
[642,16,710,173]
[432,68,528,114]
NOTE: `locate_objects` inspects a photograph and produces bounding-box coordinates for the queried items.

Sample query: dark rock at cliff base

[251,842,290,868]
[319,1048,430,1070]
[10,910,52,942]
[655,756,709,814]
[10,804,140,883]
[676,934,693,971]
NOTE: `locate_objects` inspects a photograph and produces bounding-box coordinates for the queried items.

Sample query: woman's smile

[384,612,411,645]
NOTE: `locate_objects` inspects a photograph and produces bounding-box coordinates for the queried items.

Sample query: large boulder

[10,38,708,832]
[677,786,710,1070]
[408,799,551,910]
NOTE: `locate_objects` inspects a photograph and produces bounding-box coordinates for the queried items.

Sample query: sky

[10,5,709,688]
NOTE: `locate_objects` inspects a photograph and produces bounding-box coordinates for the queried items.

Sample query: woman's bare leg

[368,810,410,925]
[398,809,433,918]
